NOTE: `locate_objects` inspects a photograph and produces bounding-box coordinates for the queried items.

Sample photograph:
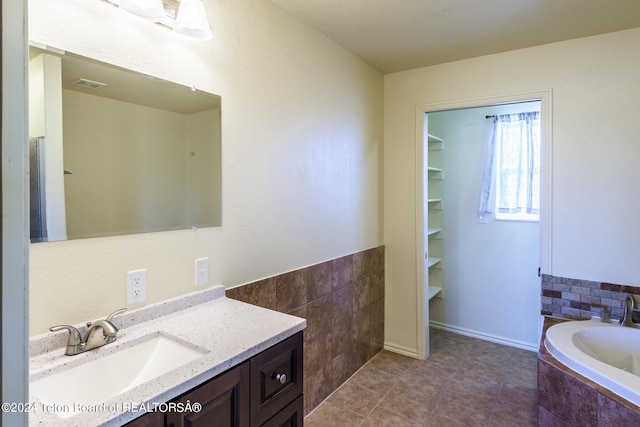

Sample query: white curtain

[478,112,540,222]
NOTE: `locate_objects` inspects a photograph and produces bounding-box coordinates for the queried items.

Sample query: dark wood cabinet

[260,396,303,427]
[125,332,303,427]
[250,333,303,427]
[123,410,164,427]
[166,361,250,427]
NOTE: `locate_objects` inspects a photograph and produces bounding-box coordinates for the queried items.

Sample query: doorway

[414,91,552,359]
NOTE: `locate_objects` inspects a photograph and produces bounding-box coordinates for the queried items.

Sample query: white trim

[2,0,30,424]
[414,90,553,360]
[430,321,538,352]
[415,109,427,359]
[383,341,419,359]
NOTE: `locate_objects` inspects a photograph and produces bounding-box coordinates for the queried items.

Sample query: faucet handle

[591,304,611,323]
[106,307,127,322]
[49,325,85,355]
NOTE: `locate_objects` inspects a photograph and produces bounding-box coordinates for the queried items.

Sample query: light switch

[195,258,208,286]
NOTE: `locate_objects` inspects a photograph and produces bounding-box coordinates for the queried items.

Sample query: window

[479,111,540,222]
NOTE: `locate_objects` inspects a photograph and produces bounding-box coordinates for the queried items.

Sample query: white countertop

[28,285,306,426]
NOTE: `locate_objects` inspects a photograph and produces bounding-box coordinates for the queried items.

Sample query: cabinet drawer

[250,332,303,427]
[261,395,303,427]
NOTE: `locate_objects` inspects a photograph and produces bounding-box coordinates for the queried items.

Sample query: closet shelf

[428,286,442,300]
[427,134,444,151]
[427,167,444,179]
[427,228,442,237]
[427,198,443,209]
[427,257,442,268]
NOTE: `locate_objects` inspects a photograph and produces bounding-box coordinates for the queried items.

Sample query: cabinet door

[123,411,164,426]
[261,396,303,427]
[167,361,250,427]
[250,332,303,427]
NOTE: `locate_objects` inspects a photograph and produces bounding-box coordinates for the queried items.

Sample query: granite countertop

[28,285,306,426]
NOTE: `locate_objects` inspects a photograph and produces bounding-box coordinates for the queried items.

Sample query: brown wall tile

[304,334,333,380]
[331,255,353,290]
[538,359,598,426]
[353,277,372,312]
[307,261,332,302]
[235,277,277,311]
[332,284,355,322]
[305,294,332,338]
[230,245,385,416]
[538,405,567,426]
[303,364,333,416]
[598,394,640,425]
[276,269,308,312]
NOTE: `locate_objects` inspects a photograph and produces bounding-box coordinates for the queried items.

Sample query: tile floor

[304,328,538,426]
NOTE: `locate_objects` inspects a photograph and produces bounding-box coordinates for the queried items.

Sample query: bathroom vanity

[28,286,306,426]
[126,332,303,427]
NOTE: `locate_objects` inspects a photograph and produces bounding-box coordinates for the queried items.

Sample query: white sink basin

[31,335,205,419]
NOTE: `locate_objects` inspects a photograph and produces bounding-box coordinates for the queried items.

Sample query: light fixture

[101,0,212,41]
[173,0,212,41]
[119,0,166,20]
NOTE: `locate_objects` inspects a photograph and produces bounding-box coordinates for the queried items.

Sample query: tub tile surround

[541,274,640,321]
[538,317,640,426]
[226,246,385,415]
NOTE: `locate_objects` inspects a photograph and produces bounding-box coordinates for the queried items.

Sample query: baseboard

[383,341,419,358]
[429,321,538,352]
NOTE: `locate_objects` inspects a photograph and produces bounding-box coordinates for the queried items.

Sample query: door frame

[414,90,553,359]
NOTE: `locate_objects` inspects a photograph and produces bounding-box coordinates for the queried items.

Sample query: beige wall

[384,28,640,354]
[28,0,383,335]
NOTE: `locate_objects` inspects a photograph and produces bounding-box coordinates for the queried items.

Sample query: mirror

[28,45,221,243]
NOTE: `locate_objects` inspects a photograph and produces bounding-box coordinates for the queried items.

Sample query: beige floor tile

[377,382,441,422]
[360,406,423,427]
[304,400,365,427]
[425,414,468,426]
[327,381,385,417]
[305,330,539,427]
[349,364,400,395]
[434,391,496,425]
[488,400,537,427]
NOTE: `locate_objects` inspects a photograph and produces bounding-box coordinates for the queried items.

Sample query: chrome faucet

[620,294,639,328]
[50,308,127,356]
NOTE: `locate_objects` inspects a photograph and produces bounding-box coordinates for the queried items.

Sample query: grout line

[358,360,414,420]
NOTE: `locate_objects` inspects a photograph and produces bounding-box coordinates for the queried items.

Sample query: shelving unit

[426,133,444,301]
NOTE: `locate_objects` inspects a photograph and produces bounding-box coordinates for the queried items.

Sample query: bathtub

[545,318,640,406]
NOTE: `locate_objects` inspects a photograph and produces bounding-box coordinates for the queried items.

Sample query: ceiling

[271,0,640,74]
[30,45,219,115]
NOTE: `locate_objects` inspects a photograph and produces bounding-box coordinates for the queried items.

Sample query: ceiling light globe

[174,0,212,41]
[120,0,166,20]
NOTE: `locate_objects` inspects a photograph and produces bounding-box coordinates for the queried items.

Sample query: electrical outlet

[127,269,147,304]
[195,258,208,286]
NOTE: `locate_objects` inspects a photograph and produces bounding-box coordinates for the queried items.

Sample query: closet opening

[415,92,552,359]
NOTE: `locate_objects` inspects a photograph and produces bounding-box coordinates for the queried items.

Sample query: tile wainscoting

[226,246,385,415]
[541,274,640,321]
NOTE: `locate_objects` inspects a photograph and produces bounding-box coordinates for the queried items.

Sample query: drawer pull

[272,372,287,384]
